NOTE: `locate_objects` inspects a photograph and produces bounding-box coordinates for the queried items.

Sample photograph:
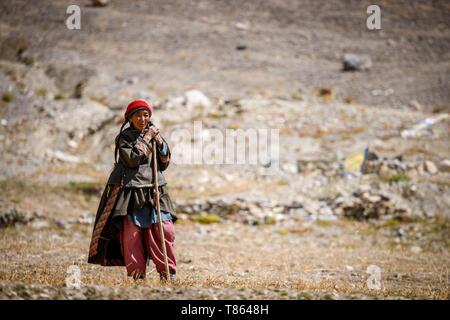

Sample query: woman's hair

[114,119,129,164]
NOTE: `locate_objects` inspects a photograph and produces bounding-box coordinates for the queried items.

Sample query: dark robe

[87,126,177,266]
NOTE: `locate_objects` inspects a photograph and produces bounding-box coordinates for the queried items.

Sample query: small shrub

[35,88,48,97]
[264,216,277,225]
[291,91,302,101]
[382,173,410,183]
[66,181,103,195]
[2,92,15,103]
[381,219,399,229]
[344,96,353,104]
[316,219,333,227]
[318,88,333,101]
[195,214,221,224]
[54,92,65,100]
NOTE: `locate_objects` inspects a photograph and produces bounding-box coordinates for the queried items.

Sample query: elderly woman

[88,99,177,281]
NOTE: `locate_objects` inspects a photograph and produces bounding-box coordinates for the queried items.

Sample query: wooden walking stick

[152,139,170,281]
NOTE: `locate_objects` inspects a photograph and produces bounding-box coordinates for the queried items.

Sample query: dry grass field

[1,180,448,299]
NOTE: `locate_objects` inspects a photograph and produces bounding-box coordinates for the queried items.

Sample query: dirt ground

[0,180,448,300]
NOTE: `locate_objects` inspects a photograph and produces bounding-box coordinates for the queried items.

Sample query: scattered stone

[297,158,341,176]
[0,208,35,228]
[126,77,139,84]
[183,90,211,109]
[378,163,398,179]
[30,220,50,229]
[55,219,68,229]
[371,88,394,96]
[332,188,411,221]
[410,246,422,254]
[78,212,95,225]
[387,39,396,46]
[177,198,302,225]
[439,159,450,172]
[361,151,431,181]
[91,0,109,7]
[423,160,438,175]
[0,35,29,61]
[45,149,81,163]
[395,228,406,239]
[66,217,78,225]
[409,100,422,111]
[235,22,250,31]
[282,163,298,174]
[67,140,79,149]
[342,53,372,71]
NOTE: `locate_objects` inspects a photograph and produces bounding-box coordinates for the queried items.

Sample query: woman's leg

[119,216,147,279]
[144,220,177,276]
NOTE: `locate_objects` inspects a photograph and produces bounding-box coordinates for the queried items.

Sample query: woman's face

[130,110,150,132]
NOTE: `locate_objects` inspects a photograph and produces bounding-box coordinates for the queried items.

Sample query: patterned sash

[88,184,122,258]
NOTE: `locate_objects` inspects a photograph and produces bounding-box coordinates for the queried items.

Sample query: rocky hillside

[0,0,449,300]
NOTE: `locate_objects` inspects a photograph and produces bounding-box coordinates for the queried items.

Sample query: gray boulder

[342,53,372,72]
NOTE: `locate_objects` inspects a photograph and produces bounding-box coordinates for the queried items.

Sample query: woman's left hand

[154,132,164,147]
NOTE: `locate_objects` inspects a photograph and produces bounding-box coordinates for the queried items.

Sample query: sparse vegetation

[54,92,65,100]
[380,219,400,229]
[344,96,353,104]
[318,88,333,101]
[316,219,333,227]
[34,88,48,97]
[194,214,221,224]
[264,216,277,225]
[2,91,15,103]
[291,90,302,101]
[275,229,289,235]
[382,173,410,183]
[227,123,241,130]
[66,181,104,196]
[207,111,227,119]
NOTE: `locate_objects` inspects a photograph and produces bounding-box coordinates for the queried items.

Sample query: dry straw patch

[2,219,448,299]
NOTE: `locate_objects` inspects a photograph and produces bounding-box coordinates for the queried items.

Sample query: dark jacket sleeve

[157,136,171,172]
[119,133,171,170]
[118,134,150,168]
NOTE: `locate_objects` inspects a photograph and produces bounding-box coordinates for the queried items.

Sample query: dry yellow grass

[1,180,449,299]
[1,219,448,299]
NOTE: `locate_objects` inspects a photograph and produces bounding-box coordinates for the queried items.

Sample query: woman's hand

[142,125,160,144]
[154,133,164,147]
[142,125,164,147]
